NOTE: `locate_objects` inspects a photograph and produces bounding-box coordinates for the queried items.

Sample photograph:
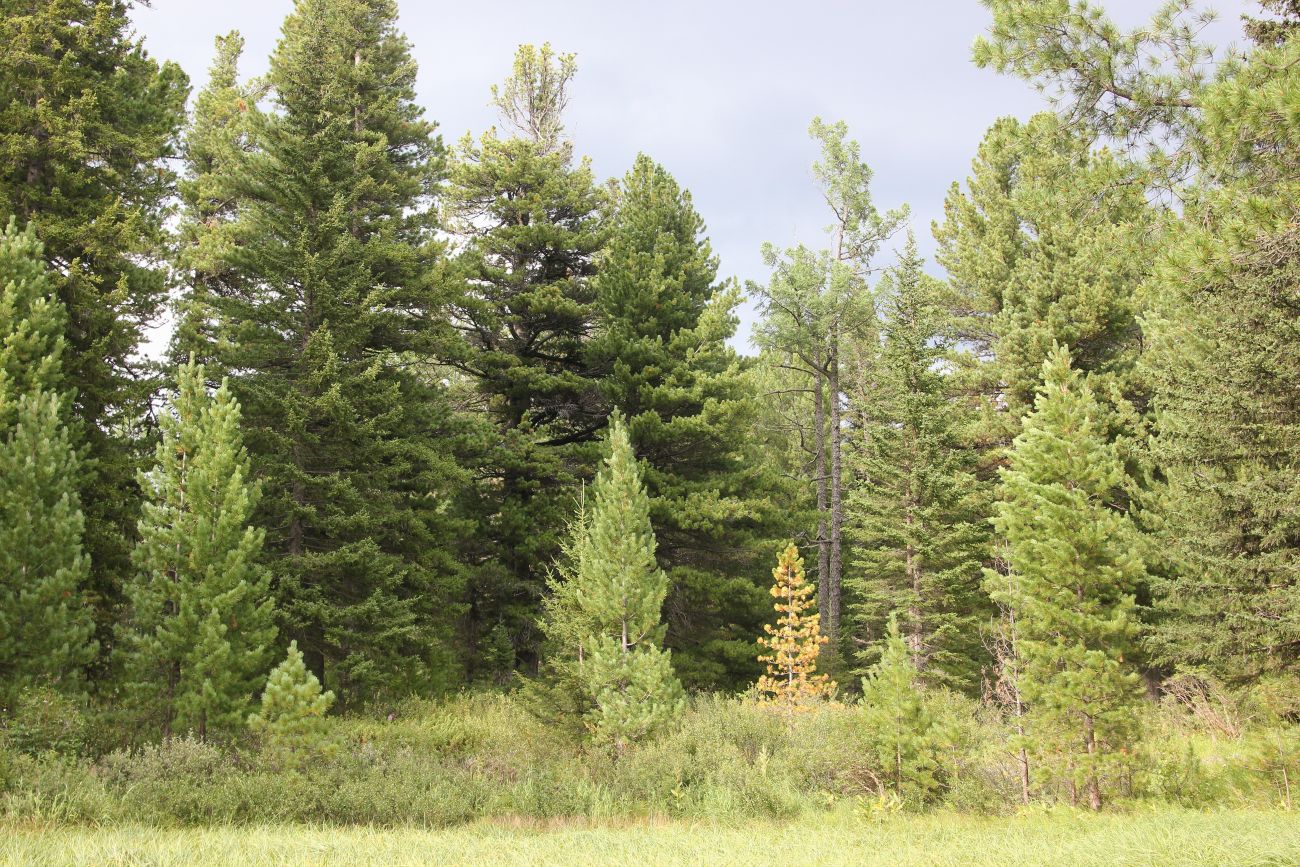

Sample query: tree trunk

[1084,712,1102,811]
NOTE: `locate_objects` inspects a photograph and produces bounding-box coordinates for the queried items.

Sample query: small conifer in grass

[987,345,1144,811]
[120,358,276,741]
[756,544,835,710]
[860,617,940,800]
[538,416,685,750]
[0,221,96,706]
[249,641,337,768]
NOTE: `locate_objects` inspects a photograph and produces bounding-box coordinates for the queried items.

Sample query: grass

[5,809,1299,866]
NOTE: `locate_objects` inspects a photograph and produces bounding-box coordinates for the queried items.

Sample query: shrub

[2,685,87,757]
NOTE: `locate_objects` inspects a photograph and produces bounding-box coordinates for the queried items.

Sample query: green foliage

[591,153,780,691]
[540,416,684,750]
[933,112,1155,446]
[845,238,989,690]
[1143,33,1300,683]
[989,346,1145,809]
[859,619,942,800]
[248,642,337,769]
[972,0,1215,163]
[182,0,469,702]
[0,221,95,706]
[2,686,87,757]
[444,44,607,675]
[118,358,276,741]
[0,0,189,620]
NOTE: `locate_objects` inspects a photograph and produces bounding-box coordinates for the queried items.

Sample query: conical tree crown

[0,221,95,705]
[756,544,834,708]
[249,640,336,766]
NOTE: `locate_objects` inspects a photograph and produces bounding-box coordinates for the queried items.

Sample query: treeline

[2,0,1300,813]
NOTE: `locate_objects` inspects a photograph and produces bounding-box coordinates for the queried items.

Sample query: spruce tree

[860,618,941,800]
[1144,33,1300,682]
[0,0,189,621]
[189,0,469,702]
[540,416,684,749]
[119,359,276,740]
[249,640,337,768]
[756,544,835,710]
[589,154,781,689]
[845,237,989,690]
[173,31,263,360]
[0,222,95,705]
[989,346,1144,810]
[444,44,606,674]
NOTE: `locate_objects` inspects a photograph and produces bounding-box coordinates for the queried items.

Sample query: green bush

[2,686,87,757]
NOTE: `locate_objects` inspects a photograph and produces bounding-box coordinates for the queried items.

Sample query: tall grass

[5,809,1299,866]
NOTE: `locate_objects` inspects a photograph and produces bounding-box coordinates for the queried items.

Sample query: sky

[129,0,1256,351]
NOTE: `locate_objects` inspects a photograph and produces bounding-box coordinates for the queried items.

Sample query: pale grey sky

[130,0,1255,350]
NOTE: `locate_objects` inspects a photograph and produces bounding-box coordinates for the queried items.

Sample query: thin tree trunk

[1084,712,1102,811]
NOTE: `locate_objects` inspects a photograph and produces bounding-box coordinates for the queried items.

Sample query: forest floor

[5,808,1298,866]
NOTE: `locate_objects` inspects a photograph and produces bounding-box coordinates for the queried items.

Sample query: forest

[2,0,1300,863]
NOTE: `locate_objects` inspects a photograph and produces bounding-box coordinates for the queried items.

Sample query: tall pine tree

[989,346,1144,810]
[1144,31,1300,682]
[539,415,684,750]
[119,359,276,740]
[589,154,780,689]
[845,237,989,691]
[444,44,606,675]
[187,0,468,703]
[0,0,188,642]
[0,221,96,706]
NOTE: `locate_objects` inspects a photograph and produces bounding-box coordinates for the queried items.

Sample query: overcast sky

[130,0,1254,351]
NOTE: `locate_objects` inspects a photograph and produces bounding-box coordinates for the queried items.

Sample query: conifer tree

[0,0,189,640]
[933,112,1154,449]
[756,544,835,710]
[0,221,95,706]
[540,416,684,749]
[444,44,606,674]
[589,154,781,689]
[189,0,469,702]
[249,640,337,768]
[173,31,263,360]
[860,618,941,800]
[1144,33,1300,682]
[754,120,906,641]
[989,346,1144,810]
[845,238,988,690]
[119,359,276,740]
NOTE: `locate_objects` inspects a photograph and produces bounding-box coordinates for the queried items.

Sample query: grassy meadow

[5,809,1298,866]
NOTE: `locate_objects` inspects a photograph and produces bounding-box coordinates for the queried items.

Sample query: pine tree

[444,44,606,675]
[860,617,940,800]
[539,416,684,749]
[0,221,95,706]
[588,154,781,690]
[173,31,264,360]
[0,0,189,644]
[249,640,337,768]
[933,112,1154,449]
[189,0,469,703]
[845,237,989,690]
[989,346,1144,810]
[756,544,835,710]
[119,359,276,740]
[1144,33,1300,682]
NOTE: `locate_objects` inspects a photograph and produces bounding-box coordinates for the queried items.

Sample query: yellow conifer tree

[756,544,835,710]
